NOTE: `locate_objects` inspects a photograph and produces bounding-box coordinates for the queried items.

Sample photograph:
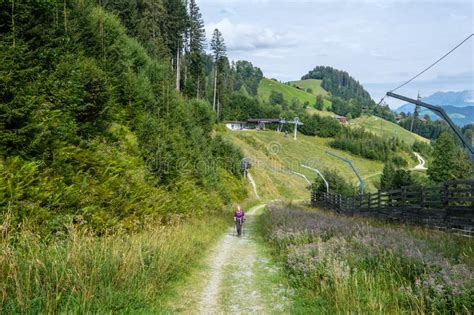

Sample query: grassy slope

[258,78,331,109]
[351,115,430,145]
[1,214,229,313]
[222,129,385,200]
[305,107,335,118]
[289,79,328,96]
[259,79,426,148]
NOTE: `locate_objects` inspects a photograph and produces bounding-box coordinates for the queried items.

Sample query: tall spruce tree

[210,28,226,115]
[188,0,206,97]
[161,0,188,91]
[428,132,472,182]
[135,0,168,57]
[380,163,396,190]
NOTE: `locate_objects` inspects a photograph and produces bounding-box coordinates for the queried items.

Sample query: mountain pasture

[352,115,430,145]
[222,129,386,199]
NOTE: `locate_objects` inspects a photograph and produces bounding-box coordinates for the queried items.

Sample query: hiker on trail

[234,205,245,236]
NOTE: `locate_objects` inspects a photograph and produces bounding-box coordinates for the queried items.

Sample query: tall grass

[259,204,474,314]
[0,213,228,313]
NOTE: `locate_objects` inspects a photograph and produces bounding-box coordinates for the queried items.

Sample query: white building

[225,121,250,130]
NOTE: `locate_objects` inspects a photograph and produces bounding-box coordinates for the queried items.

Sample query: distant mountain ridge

[396,90,474,126]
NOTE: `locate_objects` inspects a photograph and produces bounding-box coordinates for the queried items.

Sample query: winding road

[413,152,427,171]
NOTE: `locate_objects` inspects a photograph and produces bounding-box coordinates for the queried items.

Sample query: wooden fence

[311,179,474,233]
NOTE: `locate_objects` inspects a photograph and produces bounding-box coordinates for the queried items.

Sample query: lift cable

[376,33,473,106]
[391,33,473,93]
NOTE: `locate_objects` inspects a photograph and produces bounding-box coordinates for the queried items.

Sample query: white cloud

[206,18,297,51]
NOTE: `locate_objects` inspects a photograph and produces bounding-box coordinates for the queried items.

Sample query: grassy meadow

[258,204,474,314]
[289,79,328,96]
[352,115,430,145]
[306,106,338,118]
[258,78,332,109]
[0,212,232,313]
[222,129,392,200]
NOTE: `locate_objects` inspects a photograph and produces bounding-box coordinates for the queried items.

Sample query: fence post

[377,190,381,211]
[420,187,425,210]
[443,182,450,225]
[402,187,406,206]
[367,194,371,211]
[401,187,407,219]
[352,196,356,216]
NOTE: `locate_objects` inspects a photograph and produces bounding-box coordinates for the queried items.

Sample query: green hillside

[289,79,328,96]
[258,78,331,109]
[306,107,335,117]
[352,115,430,145]
[222,129,388,200]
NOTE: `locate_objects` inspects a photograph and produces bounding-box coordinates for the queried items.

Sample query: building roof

[224,121,248,125]
[247,118,282,123]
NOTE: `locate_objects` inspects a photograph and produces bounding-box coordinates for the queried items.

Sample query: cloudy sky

[199,0,474,108]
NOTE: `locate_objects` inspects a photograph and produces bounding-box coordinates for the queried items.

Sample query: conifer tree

[210,28,226,116]
[380,163,396,190]
[428,132,472,182]
[188,0,206,97]
[315,95,324,110]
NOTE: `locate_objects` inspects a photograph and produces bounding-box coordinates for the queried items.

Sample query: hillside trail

[247,172,261,200]
[166,204,291,314]
[413,152,427,170]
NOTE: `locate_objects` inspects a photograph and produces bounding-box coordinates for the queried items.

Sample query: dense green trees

[0,1,246,234]
[269,90,285,106]
[299,113,342,138]
[462,124,474,144]
[221,93,280,122]
[398,116,451,140]
[427,132,472,183]
[301,66,395,121]
[302,66,372,104]
[329,128,409,163]
[232,60,263,96]
[330,96,362,118]
[380,163,412,190]
[412,141,433,159]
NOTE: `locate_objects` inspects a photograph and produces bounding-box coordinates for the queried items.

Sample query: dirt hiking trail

[167,204,291,314]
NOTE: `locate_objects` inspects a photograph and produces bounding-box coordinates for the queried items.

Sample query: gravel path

[168,204,291,314]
